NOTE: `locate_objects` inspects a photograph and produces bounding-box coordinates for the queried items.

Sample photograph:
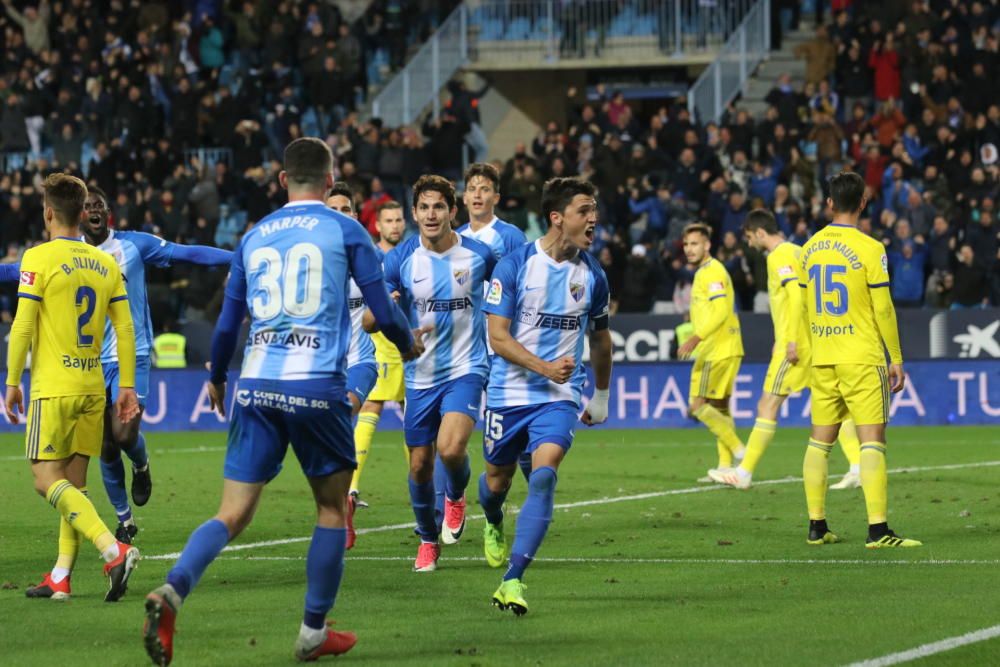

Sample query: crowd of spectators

[0,0,998,326]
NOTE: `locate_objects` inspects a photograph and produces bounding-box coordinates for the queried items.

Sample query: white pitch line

[844,624,1000,667]
[147,459,1000,561]
[206,555,1000,567]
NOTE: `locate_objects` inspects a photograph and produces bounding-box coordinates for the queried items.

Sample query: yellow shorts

[689,356,741,400]
[810,364,890,426]
[368,361,405,403]
[763,351,810,396]
[25,394,106,460]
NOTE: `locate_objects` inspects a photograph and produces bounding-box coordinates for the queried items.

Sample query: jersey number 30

[808,264,847,316]
[248,243,323,320]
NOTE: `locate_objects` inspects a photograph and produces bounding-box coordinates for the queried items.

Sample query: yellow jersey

[372,330,402,364]
[767,241,810,353]
[690,258,743,360]
[6,238,135,398]
[800,223,902,366]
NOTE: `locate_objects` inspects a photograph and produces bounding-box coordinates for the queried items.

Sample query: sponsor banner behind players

[1,360,996,432]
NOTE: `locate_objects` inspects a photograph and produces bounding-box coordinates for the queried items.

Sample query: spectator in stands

[618,244,658,313]
[888,239,926,307]
[950,244,989,309]
[2,0,49,54]
[795,25,837,85]
[868,33,901,102]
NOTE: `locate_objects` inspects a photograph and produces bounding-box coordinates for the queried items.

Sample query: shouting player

[142,139,416,665]
[7,174,141,602]
[710,209,862,489]
[82,186,232,543]
[383,174,495,572]
[676,223,746,480]
[353,200,407,504]
[481,177,612,615]
[800,171,920,547]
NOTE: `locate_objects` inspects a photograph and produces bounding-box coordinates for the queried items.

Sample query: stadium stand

[0,0,998,330]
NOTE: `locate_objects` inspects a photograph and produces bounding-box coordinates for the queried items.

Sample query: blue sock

[433,454,447,531]
[166,518,230,599]
[408,478,438,542]
[478,472,507,525]
[444,453,471,502]
[303,526,346,630]
[517,451,533,482]
[123,432,149,468]
[504,466,557,582]
[100,456,131,522]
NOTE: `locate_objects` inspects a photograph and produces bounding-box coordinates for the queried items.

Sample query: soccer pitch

[2,426,999,666]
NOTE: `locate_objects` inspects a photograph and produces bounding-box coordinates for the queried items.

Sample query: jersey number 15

[808,264,847,316]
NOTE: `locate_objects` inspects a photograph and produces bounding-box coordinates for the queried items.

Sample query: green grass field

[1,425,999,666]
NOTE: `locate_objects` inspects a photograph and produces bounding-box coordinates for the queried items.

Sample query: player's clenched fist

[544,356,576,384]
[402,325,433,362]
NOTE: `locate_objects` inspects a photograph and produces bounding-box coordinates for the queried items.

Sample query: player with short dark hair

[799,171,920,548]
[710,209,862,489]
[142,138,417,665]
[480,177,612,614]
[677,222,747,480]
[384,175,496,572]
[8,173,141,603]
[80,184,232,546]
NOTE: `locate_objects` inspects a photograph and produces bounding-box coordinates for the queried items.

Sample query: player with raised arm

[480,177,612,615]
[81,186,233,544]
[800,171,920,548]
[710,209,862,489]
[7,174,141,603]
[383,174,495,572]
[141,139,417,665]
[352,200,407,505]
[676,223,746,481]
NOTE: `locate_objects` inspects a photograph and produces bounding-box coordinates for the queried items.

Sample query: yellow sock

[351,412,380,493]
[803,439,833,520]
[859,442,888,524]
[55,486,85,571]
[740,418,777,474]
[719,409,746,460]
[694,405,744,466]
[838,419,861,468]
[46,480,116,554]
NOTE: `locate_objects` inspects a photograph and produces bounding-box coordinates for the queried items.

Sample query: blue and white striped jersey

[456,216,527,262]
[227,200,383,382]
[483,240,610,408]
[97,230,174,364]
[384,233,496,389]
[346,245,380,368]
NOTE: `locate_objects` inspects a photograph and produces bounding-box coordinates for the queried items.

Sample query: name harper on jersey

[60,256,110,278]
[257,216,320,237]
[414,296,473,314]
[518,308,581,331]
[62,354,101,371]
[249,330,322,349]
[801,239,863,270]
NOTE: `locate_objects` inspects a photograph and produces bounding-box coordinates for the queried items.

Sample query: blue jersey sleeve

[501,225,528,255]
[468,238,498,281]
[223,237,248,303]
[589,263,611,331]
[343,219,383,287]
[168,243,233,266]
[382,246,402,294]
[126,231,176,267]
[483,255,519,319]
[0,262,20,282]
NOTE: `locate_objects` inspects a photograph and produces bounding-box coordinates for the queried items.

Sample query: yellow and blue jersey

[767,241,810,353]
[800,223,900,366]
[690,258,743,360]
[10,238,129,398]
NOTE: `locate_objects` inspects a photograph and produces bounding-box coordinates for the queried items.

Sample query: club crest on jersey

[778,266,794,277]
[19,271,35,286]
[710,281,724,291]
[569,282,584,302]
[453,268,470,286]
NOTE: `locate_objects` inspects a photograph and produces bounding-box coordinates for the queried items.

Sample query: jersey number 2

[248,243,323,320]
[808,264,847,316]
[75,286,96,347]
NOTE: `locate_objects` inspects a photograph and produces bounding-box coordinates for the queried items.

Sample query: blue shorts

[224,379,355,483]
[104,355,151,407]
[483,401,579,466]
[346,363,378,405]
[404,374,485,446]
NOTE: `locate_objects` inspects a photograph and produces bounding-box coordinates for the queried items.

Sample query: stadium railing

[371,0,759,128]
[687,0,770,125]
